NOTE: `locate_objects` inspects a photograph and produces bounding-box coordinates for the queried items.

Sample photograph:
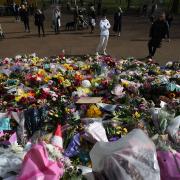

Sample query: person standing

[20,4,30,32]
[53,7,61,34]
[147,13,168,59]
[74,6,79,30]
[35,9,45,37]
[165,12,173,41]
[13,2,20,21]
[113,7,123,37]
[89,6,96,33]
[96,14,111,56]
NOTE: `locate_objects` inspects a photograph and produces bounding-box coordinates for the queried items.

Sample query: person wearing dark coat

[89,6,96,33]
[113,7,123,37]
[20,4,30,32]
[35,9,45,37]
[147,13,168,58]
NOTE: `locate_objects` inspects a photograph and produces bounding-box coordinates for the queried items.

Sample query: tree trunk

[171,0,179,14]
[127,0,131,10]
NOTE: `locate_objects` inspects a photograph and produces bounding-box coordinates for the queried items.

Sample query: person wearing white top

[96,15,111,56]
[53,7,61,34]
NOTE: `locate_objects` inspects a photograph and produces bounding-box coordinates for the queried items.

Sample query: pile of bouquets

[0,54,179,179]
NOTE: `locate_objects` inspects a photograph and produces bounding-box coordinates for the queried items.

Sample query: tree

[127,0,132,10]
[171,0,179,14]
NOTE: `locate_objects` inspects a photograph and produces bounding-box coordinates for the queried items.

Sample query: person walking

[165,12,173,41]
[147,13,168,59]
[20,4,30,32]
[96,14,111,56]
[89,6,96,33]
[35,9,45,37]
[113,7,123,37]
[53,7,61,34]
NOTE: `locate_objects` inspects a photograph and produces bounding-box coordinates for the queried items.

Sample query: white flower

[82,80,91,88]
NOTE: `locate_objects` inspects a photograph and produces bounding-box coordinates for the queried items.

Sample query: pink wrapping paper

[18,141,64,180]
[157,151,180,180]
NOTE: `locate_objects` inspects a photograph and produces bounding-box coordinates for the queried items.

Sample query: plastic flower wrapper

[158,108,176,134]
[167,115,180,145]
[0,142,25,178]
[90,129,160,180]
[64,133,81,157]
[97,103,117,113]
[18,141,64,180]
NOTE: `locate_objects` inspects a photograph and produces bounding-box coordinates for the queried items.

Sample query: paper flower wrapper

[84,122,108,143]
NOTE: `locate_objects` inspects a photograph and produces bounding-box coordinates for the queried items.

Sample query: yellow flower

[0,74,5,81]
[134,111,141,119]
[31,57,39,65]
[63,64,73,70]
[77,87,91,94]
[81,64,90,70]
[44,76,51,82]
[91,78,102,84]
[121,80,129,87]
[165,70,172,76]
[53,72,63,79]
[38,69,46,76]
[86,105,102,118]
[15,90,29,102]
[63,79,71,87]
[123,128,128,133]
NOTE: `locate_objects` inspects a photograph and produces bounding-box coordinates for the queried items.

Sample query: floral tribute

[0,54,179,179]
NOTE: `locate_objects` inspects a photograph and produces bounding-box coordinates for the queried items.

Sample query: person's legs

[148,40,153,57]
[38,25,41,37]
[102,35,109,55]
[41,24,45,36]
[26,19,30,32]
[23,21,27,31]
[96,35,105,55]
[90,25,94,33]
[152,46,157,56]
[54,20,58,33]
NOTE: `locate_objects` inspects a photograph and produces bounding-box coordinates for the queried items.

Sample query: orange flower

[168,93,176,99]
[75,73,83,81]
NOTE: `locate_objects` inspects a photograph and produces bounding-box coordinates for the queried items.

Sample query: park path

[0,12,180,64]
